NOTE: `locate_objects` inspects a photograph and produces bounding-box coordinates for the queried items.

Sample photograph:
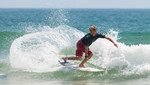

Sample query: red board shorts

[76,40,92,56]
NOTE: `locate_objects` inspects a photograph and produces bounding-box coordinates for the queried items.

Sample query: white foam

[90,30,150,75]
[9,25,84,72]
[10,27,150,75]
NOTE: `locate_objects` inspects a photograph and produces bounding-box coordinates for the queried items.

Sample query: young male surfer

[62,25,118,68]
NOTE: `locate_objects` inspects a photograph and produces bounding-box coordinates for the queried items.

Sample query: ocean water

[0,8,150,85]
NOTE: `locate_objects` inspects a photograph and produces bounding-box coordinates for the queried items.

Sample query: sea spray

[9,25,84,72]
[1,8,150,85]
[9,27,150,75]
[90,30,150,75]
[47,9,69,27]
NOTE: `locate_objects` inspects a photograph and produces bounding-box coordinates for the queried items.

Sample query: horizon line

[0,7,150,9]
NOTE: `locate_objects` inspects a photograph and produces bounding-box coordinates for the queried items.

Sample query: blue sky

[0,0,150,8]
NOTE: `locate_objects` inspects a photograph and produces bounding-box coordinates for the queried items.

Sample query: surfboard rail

[59,60,105,72]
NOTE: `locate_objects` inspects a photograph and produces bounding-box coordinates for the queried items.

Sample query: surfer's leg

[62,56,83,61]
[62,48,83,62]
[62,40,84,62]
[79,53,93,67]
[68,56,82,60]
[86,48,93,60]
[62,48,84,61]
[62,57,68,63]
[79,49,93,67]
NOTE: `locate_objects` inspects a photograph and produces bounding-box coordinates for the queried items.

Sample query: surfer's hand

[114,43,118,48]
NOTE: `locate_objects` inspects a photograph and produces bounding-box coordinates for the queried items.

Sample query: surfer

[62,25,118,68]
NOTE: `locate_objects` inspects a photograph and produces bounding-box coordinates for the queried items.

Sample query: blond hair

[88,25,97,31]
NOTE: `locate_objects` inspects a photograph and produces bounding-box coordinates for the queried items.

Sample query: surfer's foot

[62,57,67,63]
[79,64,87,68]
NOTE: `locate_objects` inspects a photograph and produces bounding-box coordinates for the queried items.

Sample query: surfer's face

[90,29,97,36]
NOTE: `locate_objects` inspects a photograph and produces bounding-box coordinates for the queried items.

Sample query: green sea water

[0,8,150,85]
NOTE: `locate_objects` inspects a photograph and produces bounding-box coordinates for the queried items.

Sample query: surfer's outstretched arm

[105,36,118,48]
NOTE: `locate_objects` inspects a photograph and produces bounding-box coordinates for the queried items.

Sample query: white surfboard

[59,61,105,72]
